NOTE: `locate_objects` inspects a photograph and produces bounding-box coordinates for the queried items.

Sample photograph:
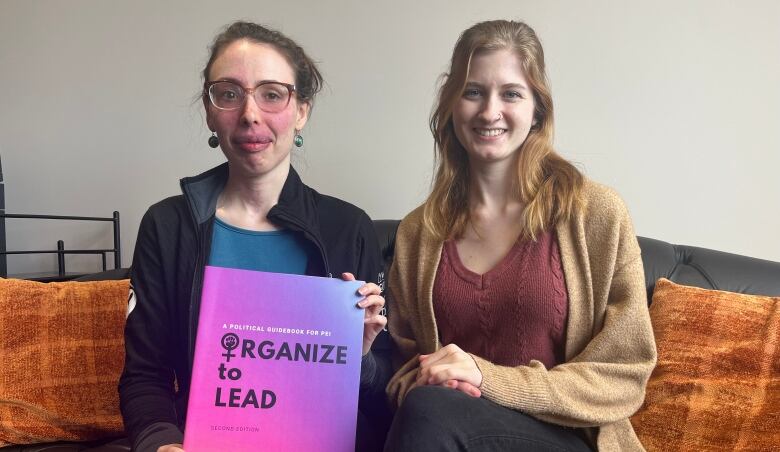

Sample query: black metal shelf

[0,211,121,280]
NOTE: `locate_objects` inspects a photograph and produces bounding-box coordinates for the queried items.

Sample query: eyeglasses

[204,80,296,113]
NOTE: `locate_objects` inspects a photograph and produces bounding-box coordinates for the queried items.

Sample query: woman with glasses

[382,20,656,451]
[119,21,388,452]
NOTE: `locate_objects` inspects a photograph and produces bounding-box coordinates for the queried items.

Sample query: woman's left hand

[342,272,386,356]
[415,343,483,389]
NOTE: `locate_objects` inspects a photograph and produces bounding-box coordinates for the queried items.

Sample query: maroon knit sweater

[432,231,568,369]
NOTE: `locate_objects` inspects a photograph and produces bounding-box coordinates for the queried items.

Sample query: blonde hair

[423,20,584,241]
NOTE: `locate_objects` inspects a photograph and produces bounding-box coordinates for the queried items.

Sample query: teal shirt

[208,218,309,274]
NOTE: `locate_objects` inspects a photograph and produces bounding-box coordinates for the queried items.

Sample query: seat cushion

[0,437,130,451]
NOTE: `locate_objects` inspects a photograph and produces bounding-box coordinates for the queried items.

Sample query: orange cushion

[631,278,780,451]
[0,277,129,447]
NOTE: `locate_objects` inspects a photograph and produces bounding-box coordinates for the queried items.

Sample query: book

[183,266,364,452]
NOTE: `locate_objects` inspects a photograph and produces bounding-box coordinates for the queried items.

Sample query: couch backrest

[636,236,780,300]
[79,219,780,302]
[82,220,779,355]
[373,220,780,305]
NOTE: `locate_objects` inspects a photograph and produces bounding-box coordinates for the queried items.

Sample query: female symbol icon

[221,333,240,362]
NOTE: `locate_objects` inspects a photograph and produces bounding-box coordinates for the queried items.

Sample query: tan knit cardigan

[386,180,657,451]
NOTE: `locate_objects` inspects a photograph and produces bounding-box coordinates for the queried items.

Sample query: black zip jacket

[119,163,387,451]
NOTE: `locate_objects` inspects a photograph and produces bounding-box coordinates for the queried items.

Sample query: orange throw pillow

[0,277,129,447]
[631,278,780,451]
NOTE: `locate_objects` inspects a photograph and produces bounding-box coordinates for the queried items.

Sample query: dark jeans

[357,407,392,452]
[383,386,592,452]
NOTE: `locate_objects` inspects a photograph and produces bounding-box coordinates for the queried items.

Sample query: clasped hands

[341,273,482,399]
[413,343,483,398]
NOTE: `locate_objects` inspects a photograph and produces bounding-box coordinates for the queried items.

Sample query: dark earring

[208,132,219,148]
[294,133,304,148]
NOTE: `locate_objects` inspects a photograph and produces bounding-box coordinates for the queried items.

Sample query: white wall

[1,0,778,275]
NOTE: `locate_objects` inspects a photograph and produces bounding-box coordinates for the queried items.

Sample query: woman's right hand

[157,444,184,452]
[417,345,483,398]
[442,379,482,397]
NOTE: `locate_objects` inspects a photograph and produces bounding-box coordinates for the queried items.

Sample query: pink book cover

[183,266,364,452]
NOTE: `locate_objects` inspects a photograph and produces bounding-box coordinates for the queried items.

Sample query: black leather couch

[4,220,779,451]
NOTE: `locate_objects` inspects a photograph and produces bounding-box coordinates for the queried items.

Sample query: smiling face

[205,39,309,180]
[452,48,536,169]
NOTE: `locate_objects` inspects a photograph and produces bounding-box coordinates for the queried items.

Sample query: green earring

[294,133,304,147]
[208,132,219,148]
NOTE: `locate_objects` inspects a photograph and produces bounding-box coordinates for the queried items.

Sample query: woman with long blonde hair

[383,20,656,451]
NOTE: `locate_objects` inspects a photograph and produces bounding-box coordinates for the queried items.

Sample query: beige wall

[1,0,778,275]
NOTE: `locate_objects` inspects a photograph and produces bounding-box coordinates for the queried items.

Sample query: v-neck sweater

[433,231,567,369]
[386,179,657,451]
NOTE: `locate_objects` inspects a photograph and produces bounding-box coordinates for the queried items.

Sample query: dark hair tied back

[203,21,323,103]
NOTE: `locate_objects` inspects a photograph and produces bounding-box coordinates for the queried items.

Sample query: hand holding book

[341,272,387,356]
[184,267,368,451]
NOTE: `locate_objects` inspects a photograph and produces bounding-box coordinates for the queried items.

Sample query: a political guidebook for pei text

[183,265,364,452]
